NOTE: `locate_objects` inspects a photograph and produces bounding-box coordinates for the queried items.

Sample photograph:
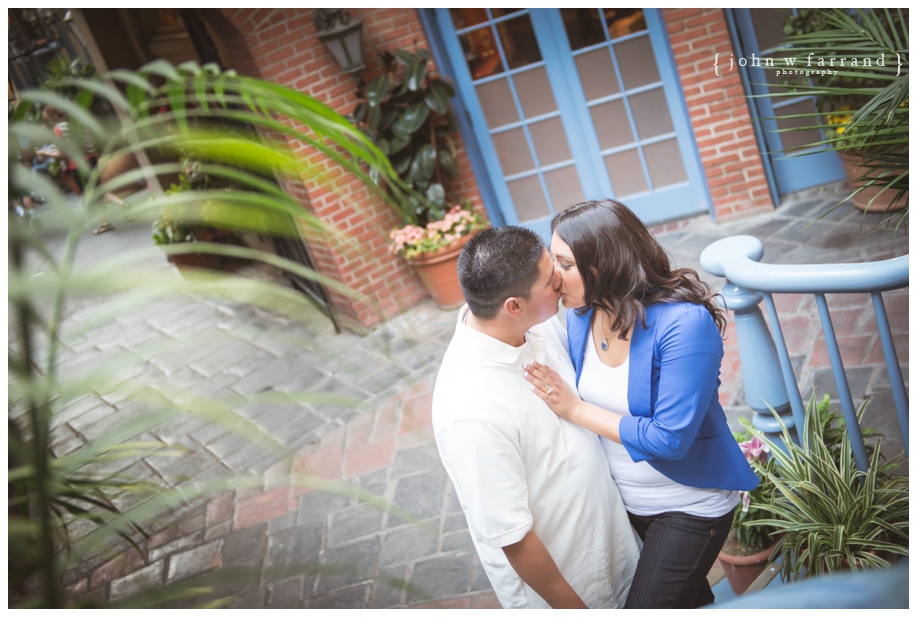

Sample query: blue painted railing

[700,235,908,473]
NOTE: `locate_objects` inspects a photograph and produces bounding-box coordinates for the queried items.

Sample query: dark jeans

[624,507,735,609]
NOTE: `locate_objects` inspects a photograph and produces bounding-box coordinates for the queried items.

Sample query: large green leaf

[401,102,431,134]
[351,102,368,123]
[364,74,391,107]
[138,59,181,81]
[438,148,458,177]
[424,78,452,115]
[391,114,411,140]
[380,107,399,132]
[436,110,458,135]
[392,151,413,175]
[388,134,410,156]
[405,60,429,92]
[367,103,382,131]
[410,143,436,184]
[425,183,446,211]
[389,49,419,66]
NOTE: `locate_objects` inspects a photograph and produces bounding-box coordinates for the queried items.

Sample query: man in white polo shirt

[432,226,639,609]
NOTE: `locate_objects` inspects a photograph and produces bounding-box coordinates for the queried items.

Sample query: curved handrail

[700,235,909,293]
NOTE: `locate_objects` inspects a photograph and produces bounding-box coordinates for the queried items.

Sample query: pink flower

[739,436,769,465]
[740,490,751,513]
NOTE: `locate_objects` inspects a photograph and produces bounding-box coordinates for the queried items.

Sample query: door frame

[419,9,506,227]
[725,8,845,198]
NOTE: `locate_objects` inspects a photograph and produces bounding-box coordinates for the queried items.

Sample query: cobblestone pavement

[25,182,907,608]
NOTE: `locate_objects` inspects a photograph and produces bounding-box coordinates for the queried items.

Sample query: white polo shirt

[432,307,640,609]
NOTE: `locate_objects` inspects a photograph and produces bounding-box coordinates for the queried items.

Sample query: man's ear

[502,296,525,320]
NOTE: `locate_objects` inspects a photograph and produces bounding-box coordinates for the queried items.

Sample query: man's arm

[502,530,587,609]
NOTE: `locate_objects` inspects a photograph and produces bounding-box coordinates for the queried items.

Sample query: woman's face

[550,231,586,309]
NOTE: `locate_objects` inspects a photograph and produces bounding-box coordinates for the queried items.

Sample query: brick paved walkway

[32,181,906,608]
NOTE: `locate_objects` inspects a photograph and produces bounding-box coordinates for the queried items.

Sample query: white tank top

[578,336,739,517]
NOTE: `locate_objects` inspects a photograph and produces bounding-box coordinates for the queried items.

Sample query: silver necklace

[600,312,615,351]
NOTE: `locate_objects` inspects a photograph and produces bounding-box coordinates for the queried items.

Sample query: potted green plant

[152,158,246,273]
[742,393,909,582]
[769,9,908,220]
[353,47,460,226]
[717,430,781,595]
[353,47,490,307]
[388,203,487,309]
[826,108,908,213]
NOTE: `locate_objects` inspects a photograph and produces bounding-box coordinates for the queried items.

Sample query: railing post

[701,238,795,441]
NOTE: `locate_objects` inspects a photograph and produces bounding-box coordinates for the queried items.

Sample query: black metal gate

[180,8,342,332]
[8,9,85,94]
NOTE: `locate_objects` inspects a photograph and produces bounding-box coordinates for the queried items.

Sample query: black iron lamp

[314,9,365,75]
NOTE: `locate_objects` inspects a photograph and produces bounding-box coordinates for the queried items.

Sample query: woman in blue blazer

[523,199,758,608]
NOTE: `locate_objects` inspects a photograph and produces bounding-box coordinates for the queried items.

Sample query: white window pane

[574,48,620,102]
[507,175,551,221]
[513,66,557,118]
[629,87,674,140]
[528,117,572,167]
[492,128,535,176]
[543,165,585,212]
[614,35,659,90]
[643,139,688,189]
[476,78,519,129]
[605,149,648,197]
[590,99,634,150]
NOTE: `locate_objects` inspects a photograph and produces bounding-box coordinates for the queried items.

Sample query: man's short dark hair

[457,226,545,320]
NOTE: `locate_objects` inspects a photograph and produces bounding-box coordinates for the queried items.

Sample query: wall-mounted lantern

[314,9,364,75]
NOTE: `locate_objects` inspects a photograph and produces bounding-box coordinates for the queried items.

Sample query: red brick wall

[662,8,774,220]
[203,9,484,328]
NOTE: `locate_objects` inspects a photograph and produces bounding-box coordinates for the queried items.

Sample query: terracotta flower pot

[407,230,480,310]
[168,250,221,272]
[98,152,142,197]
[837,149,908,212]
[717,542,777,596]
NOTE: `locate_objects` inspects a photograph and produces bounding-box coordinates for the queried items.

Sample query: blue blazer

[567,302,758,491]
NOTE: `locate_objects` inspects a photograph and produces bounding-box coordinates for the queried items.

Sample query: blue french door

[434,8,710,239]
[729,9,845,195]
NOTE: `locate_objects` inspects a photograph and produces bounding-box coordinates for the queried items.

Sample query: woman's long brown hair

[551,199,727,338]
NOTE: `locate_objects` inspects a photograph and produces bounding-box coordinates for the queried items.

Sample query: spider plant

[743,393,908,582]
[8,59,409,608]
[757,8,908,226]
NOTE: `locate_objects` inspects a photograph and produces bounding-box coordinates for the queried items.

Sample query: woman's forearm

[571,400,623,444]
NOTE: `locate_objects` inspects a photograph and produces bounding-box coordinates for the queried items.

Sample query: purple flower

[739,435,770,465]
